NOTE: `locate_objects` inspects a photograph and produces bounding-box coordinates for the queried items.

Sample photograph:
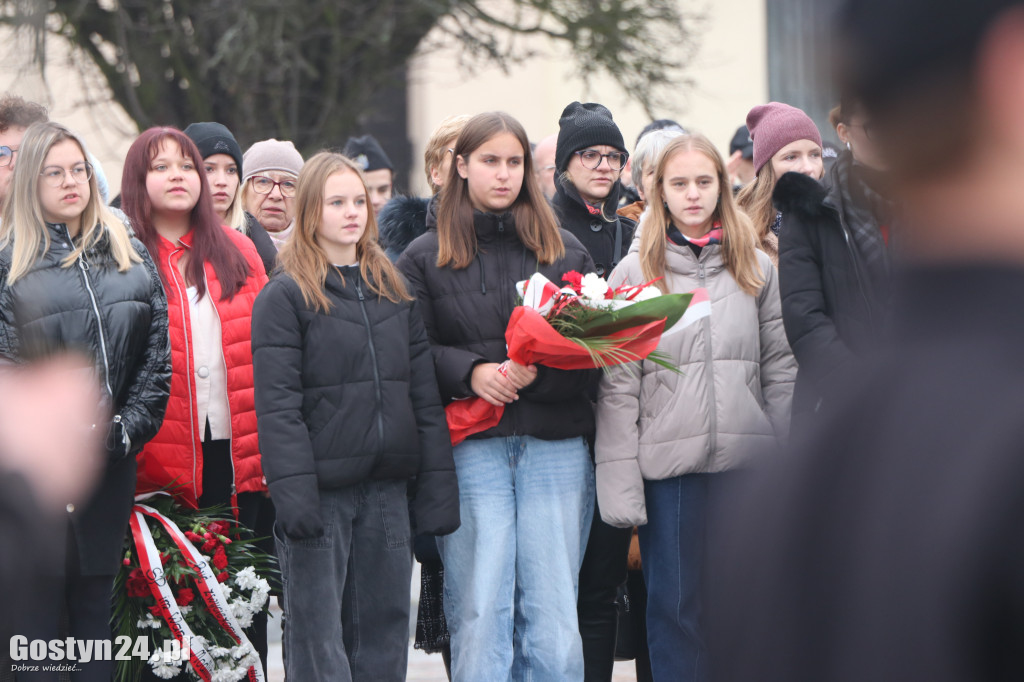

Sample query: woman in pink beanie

[736,102,823,265]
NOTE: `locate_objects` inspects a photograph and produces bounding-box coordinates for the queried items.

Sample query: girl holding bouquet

[398,111,597,682]
[0,121,171,681]
[596,133,796,681]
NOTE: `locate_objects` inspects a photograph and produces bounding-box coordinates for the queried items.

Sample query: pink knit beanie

[746,102,823,174]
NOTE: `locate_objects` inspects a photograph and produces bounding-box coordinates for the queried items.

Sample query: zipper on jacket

[698,258,718,459]
[495,217,519,435]
[355,278,386,453]
[207,274,237,497]
[69,226,114,400]
[167,248,200,502]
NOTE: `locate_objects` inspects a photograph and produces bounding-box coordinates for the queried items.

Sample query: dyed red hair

[121,126,250,301]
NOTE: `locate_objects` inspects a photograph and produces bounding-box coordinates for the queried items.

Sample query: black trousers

[577,498,634,682]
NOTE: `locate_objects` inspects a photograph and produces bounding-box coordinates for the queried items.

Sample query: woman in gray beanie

[241,139,305,249]
[185,122,276,274]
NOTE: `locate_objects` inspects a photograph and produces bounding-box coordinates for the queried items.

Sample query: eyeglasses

[250,176,297,198]
[39,164,93,187]
[0,146,17,168]
[574,149,628,171]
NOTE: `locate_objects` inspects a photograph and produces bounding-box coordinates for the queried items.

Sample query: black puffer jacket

[552,178,635,278]
[0,222,171,574]
[774,152,891,424]
[243,211,278,276]
[397,211,598,441]
[252,265,459,539]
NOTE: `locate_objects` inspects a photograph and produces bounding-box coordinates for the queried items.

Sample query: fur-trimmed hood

[378,194,436,261]
[772,168,832,221]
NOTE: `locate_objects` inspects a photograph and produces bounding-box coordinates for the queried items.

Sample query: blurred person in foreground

[710,1,1024,681]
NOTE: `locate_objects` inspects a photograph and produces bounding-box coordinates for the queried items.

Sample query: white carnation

[633,286,661,302]
[580,273,610,302]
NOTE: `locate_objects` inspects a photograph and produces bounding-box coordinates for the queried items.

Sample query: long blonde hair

[735,161,778,239]
[278,152,410,312]
[0,122,139,284]
[639,134,764,296]
[437,111,564,269]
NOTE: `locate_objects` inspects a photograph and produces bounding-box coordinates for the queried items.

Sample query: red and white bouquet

[445,271,709,444]
[114,493,276,682]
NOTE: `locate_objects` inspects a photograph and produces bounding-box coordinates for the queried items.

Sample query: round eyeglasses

[0,145,17,168]
[574,149,628,171]
[250,176,297,198]
[39,164,93,187]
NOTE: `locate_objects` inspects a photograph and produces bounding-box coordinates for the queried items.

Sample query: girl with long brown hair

[398,111,597,681]
[596,133,796,681]
[252,152,459,681]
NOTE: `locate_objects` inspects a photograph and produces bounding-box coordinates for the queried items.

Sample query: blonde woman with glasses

[0,121,171,680]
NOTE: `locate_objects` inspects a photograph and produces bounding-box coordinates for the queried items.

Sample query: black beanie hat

[183,122,244,175]
[555,102,626,175]
[343,134,394,172]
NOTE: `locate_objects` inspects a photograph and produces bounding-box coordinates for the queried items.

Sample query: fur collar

[378,195,432,258]
[772,170,831,220]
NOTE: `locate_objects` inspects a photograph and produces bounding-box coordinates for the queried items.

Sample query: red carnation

[184,531,203,543]
[208,521,230,536]
[160,552,171,565]
[126,568,150,598]
[561,270,583,294]
[217,572,229,583]
[213,545,228,570]
[175,588,195,606]
[148,605,162,617]
[201,539,217,553]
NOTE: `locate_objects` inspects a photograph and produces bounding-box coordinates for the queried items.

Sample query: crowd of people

[1,0,1022,680]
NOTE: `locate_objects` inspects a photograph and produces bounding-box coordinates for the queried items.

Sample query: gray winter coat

[595,241,796,527]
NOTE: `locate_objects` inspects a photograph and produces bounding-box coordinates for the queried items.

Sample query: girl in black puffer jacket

[0,121,171,680]
[252,152,458,682]
[398,111,597,682]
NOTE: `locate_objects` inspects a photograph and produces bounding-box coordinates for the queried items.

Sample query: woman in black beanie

[550,101,638,682]
[184,122,277,275]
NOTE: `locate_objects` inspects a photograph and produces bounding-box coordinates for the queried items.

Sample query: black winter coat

[0,222,171,575]
[252,265,459,540]
[552,178,635,278]
[243,211,278,276]
[397,211,598,441]
[774,153,890,423]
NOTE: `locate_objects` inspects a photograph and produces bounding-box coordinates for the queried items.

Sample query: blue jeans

[438,435,595,682]
[275,480,413,682]
[638,474,710,682]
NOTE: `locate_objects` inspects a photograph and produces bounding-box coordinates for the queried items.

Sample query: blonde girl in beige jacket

[595,133,796,682]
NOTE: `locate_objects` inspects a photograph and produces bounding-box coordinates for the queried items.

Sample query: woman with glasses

[736,102,824,267]
[184,122,277,275]
[240,139,305,250]
[773,96,893,434]
[551,102,636,280]
[0,121,171,681]
[548,101,637,682]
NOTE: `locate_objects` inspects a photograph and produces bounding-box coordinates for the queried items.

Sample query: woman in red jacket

[122,126,267,511]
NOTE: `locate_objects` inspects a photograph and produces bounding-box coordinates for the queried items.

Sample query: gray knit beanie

[241,139,304,181]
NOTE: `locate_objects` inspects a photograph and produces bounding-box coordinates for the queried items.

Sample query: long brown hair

[278,152,410,312]
[736,161,778,239]
[436,111,563,269]
[121,127,251,301]
[639,134,764,296]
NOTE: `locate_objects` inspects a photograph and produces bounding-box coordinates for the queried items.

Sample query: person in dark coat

[551,101,636,279]
[549,101,637,682]
[398,111,597,682]
[709,1,1024,680]
[252,152,458,682]
[0,122,171,681]
[184,122,277,275]
[774,96,892,432]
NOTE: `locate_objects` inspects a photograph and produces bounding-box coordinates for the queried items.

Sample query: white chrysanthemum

[148,651,183,679]
[580,273,610,301]
[233,566,259,591]
[633,286,661,302]
[230,598,255,628]
[137,612,163,629]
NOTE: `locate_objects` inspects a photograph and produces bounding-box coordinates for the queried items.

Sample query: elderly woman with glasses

[240,139,305,250]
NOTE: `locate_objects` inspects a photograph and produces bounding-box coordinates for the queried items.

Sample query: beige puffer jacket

[595,241,796,528]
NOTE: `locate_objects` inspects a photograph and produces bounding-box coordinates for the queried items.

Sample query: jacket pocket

[306,395,339,440]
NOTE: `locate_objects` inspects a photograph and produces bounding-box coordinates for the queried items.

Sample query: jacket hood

[378,195,433,258]
[772,169,830,220]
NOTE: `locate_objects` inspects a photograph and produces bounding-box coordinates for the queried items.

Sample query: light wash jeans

[438,435,595,682]
[274,480,413,682]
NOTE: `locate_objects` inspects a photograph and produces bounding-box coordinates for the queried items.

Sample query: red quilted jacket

[136,226,269,509]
